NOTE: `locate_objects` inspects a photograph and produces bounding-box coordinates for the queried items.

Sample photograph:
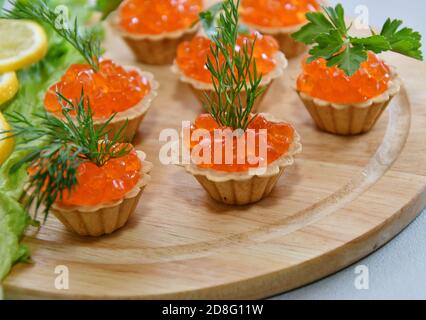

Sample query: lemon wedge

[0,19,48,73]
[0,112,14,165]
[0,72,19,107]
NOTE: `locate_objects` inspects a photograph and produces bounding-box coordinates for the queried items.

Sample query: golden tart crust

[108,10,199,65]
[51,151,153,237]
[296,72,402,135]
[183,113,302,205]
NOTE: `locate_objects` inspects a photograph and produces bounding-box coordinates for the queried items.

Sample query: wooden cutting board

[4,17,426,299]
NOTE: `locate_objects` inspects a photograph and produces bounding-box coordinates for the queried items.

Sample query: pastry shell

[172,52,288,112]
[296,74,402,135]
[108,11,199,65]
[51,151,153,237]
[183,113,302,205]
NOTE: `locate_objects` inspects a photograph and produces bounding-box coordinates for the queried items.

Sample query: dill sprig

[0,92,130,221]
[4,0,101,71]
[203,0,264,130]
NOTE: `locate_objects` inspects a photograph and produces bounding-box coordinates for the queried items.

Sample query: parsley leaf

[327,45,367,76]
[291,3,423,76]
[292,11,334,44]
[323,4,346,35]
[380,18,423,60]
[351,35,391,53]
[307,29,344,62]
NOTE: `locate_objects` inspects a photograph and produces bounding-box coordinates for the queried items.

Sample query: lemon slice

[0,112,14,165]
[0,19,48,73]
[0,72,19,107]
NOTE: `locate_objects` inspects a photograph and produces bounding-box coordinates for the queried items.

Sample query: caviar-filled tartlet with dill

[240,0,321,58]
[292,4,423,135]
[2,92,152,237]
[109,0,203,65]
[180,0,301,205]
[173,2,288,112]
[5,0,159,142]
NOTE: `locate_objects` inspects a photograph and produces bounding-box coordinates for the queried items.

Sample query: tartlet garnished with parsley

[292,4,423,135]
[180,0,301,205]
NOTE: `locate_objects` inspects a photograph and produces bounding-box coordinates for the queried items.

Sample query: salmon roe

[119,0,202,35]
[297,52,391,104]
[190,114,295,172]
[56,146,142,207]
[44,59,150,118]
[176,34,280,83]
[240,0,320,28]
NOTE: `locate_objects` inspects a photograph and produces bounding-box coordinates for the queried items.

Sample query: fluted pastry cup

[51,151,153,237]
[109,11,199,65]
[182,113,302,205]
[296,73,401,135]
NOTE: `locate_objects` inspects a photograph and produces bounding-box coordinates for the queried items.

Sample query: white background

[275,0,426,300]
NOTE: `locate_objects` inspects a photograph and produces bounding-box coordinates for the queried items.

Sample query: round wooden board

[4,20,426,299]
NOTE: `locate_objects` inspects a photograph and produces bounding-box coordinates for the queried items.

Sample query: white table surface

[275,0,426,300]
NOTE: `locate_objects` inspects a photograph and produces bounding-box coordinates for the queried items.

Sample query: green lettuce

[96,0,121,19]
[0,0,101,283]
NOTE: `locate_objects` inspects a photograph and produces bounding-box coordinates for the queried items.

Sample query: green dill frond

[203,0,263,131]
[0,91,130,221]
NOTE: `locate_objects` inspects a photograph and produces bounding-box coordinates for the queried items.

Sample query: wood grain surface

[4,5,426,299]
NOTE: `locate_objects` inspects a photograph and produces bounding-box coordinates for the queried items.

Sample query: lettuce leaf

[96,0,121,19]
[0,0,100,283]
[0,194,30,280]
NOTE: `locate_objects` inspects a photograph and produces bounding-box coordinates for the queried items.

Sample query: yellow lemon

[0,72,19,108]
[0,112,14,165]
[0,19,48,73]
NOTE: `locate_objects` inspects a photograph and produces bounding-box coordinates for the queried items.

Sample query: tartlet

[239,0,321,58]
[44,59,159,141]
[296,52,401,135]
[109,0,203,65]
[183,113,302,205]
[50,149,152,237]
[172,33,288,111]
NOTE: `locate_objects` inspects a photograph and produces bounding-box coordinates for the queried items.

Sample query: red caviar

[297,52,391,104]
[240,0,320,28]
[119,0,202,35]
[176,34,279,83]
[56,146,142,207]
[190,114,295,172]
[44,59,150,118]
